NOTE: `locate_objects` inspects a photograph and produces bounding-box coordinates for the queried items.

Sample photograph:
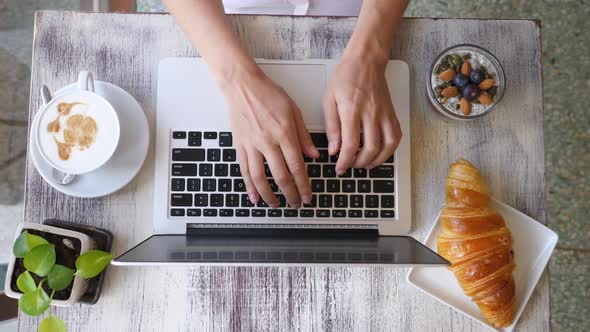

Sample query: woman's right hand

[219,67,319,209]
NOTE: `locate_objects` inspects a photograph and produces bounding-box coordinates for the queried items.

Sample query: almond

[478,78,496,90]
[461,61,471,76]
[478,92,493,105]
[460,98,472,115]
[441,86,458,98]
[438,68,456,81]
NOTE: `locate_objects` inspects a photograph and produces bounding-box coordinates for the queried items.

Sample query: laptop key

[338,169,352,178]
[303,195,316,208]
[319,195,332,208]
[188,137,201,146]
[381,210,395,218]
[252,209,266,217]
[284,210,298,217]
[172,148,205,161]
[219,179,232,192]
[257,199,269,208]
[210,194,224,207]
[199,163,213,176]
[194,194,208,206]
[268,209,282,217]
[187,209,201,217]
[236,209,250,217]
[307,164,321,178]
[323,165,336,177]
[234,179,246,192]
[170,208,185,216]
[171,194,192,206]
[207,149,221,162]
[386,155,394,163]
[310,179,324,193]
[358,180,371,193]
[374,180,394,193]
[172,164,197,176]
[268,179,279,192]
[332,210,346,218]
[189,131,201,138]
[214,164,228,176]
[365,195,379,208]
[300,209,314,217]
[203,179,216,191]
[203,209,217,217]
[350,195,363,208]
[226,194,239,207]
[264,164,272,177]
[187,179,201,191]
[330,154,339,163]
[316,150,329,162]
[364,210,378,218]
[204,132,217,139]
[171,178,185,191]
[354,168,367,177]
[220,209,233,217]
[348,210,362,218]
[342,180,355,193]
[219,132,232,146]
[241,194,254,207]
[277,194,287,207]
[310,133,329,148]
[173,131,186,139]
[230,164,241,176]
[223,149,236,162]
[369,165,394,178]
[316,210,330,217]
[381,195,395,208]
[334,195,348,208]
[326,180,340,193]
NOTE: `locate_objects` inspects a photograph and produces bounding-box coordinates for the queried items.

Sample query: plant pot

[4,222,95,306]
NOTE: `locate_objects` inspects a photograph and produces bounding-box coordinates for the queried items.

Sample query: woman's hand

[323,55,402,174]
[220,68,319,208]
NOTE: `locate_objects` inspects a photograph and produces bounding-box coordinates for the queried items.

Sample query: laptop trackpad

[113,229,449,266]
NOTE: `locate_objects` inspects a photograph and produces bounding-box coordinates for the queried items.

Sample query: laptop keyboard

[169,130,396,220]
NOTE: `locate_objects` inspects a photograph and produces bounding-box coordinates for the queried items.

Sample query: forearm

[163,0,260,83]
[344,0,409,66]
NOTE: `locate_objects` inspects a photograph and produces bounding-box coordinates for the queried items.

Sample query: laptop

[112,58,448,266]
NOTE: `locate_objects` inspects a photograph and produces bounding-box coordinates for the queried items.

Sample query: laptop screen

[113,229,448,266]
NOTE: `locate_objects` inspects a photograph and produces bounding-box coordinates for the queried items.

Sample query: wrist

[213,57,264,90]
[342,40,389,70]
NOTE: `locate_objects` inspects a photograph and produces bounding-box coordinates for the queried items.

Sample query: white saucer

[30,81,149,198]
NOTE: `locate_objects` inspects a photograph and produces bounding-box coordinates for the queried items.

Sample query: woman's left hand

[323,55,402,174]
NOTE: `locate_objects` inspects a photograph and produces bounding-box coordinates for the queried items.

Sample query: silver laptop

[112,58,448,266]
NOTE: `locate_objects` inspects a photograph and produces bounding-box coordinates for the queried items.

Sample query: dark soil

[10,229,81,300]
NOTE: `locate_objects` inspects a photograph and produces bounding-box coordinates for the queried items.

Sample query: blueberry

[469,70,484,84]
[463,84,480,101]
[453,73,469,87]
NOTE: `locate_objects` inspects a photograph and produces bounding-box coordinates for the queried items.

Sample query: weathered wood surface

[21,12,547,331]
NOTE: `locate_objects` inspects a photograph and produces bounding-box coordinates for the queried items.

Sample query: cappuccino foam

[38,92,119,174]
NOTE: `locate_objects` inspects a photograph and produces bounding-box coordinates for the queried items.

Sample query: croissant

[437,159,516,328]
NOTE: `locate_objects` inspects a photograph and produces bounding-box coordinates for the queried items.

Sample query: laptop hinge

[186,224,379,238]
[187,223,377,230]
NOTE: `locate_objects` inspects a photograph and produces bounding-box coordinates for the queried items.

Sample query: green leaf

[13,231,49,258]
[18,287,50,316]
[24,244,56,277]
[75,250,112,278]
[48,265,75,291]
[39,316,67,332]
[16,271,37,293]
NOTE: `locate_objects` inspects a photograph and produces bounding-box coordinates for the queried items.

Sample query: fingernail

[303,195,312,204]
[270,202,279,209]
[336,169,344,176]
[248,193,258,203]
[290,202,301,209]
[329,142,336,154]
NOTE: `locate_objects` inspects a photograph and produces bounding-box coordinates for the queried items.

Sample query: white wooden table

[21,12,548,331]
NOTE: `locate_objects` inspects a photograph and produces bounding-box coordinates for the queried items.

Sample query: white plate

[30,81,149,198]
[407,199,558,332]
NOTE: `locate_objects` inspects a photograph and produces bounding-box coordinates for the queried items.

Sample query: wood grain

[21,12,547,331]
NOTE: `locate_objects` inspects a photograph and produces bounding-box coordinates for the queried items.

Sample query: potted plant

[4,222,112,331]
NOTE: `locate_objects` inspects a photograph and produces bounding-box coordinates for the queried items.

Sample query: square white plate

[407,199,558,332]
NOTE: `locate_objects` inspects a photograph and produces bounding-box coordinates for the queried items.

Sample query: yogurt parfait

[427,44,505,120]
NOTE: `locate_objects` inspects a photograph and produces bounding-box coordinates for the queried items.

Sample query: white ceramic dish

[30,81,149,198]
[407,198,558,332]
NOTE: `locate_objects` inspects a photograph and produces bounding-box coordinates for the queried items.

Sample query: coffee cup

[33,71,120,175]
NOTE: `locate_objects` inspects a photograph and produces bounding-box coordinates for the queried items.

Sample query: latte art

[46,102,99,160]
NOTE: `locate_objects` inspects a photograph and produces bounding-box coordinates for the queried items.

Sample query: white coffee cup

[33,71,120,175]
